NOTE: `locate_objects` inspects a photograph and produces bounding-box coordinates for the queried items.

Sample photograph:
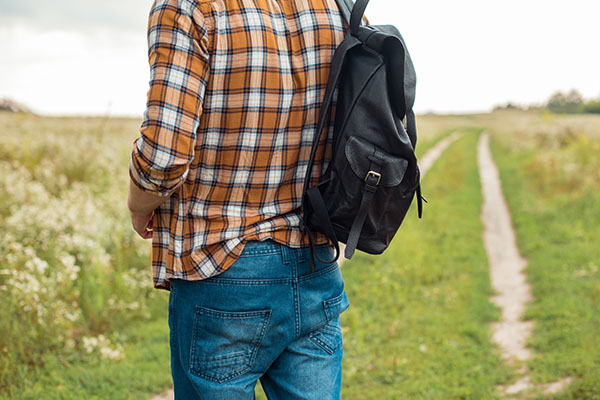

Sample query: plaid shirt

[130,0,350,290]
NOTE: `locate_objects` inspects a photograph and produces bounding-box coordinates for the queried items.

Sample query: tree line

[546,90,600,114]
[495,90,600,114]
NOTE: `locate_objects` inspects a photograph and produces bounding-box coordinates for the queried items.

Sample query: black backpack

[301,0,422,267]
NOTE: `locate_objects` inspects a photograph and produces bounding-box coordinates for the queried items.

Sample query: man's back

[130,0,347,289]
[127,1,354,397]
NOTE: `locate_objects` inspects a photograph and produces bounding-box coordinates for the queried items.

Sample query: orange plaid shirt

[130,0,350,290]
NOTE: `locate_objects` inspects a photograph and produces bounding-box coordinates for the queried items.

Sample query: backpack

[301,0,423,267]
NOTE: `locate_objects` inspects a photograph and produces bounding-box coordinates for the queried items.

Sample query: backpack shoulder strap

[300,33,361,271]
[349,0,369,36]
[334,0,352,26]
[301,34,361,198]
[335,0,370,37]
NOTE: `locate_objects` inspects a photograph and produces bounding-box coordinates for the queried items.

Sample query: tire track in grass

[478,132,572,397]
[418,130,462,177]
[151,131,463,400]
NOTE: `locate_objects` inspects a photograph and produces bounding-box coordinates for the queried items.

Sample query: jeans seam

[194,278,292,286]
[291,259,300,338]
[195,307,272,319]
[238,249,281,257]
[324,292,345,310]
[298,263,339,282]
[168,286,181,379]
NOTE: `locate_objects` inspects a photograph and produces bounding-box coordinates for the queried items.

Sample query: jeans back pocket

[309,291,349,355]
[190,306,271,384]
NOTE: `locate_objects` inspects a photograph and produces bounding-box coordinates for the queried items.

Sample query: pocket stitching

[189,307,271,384]
[323,291,348,322]
[309,319,342,355]
[308,291,349,355]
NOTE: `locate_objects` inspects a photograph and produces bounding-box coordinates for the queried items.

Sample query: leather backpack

[301,0,423,267]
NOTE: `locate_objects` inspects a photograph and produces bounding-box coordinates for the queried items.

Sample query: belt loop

[297,246,306,263]
[280,242,290,265]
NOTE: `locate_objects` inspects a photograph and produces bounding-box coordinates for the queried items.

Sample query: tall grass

[0,113,165,396]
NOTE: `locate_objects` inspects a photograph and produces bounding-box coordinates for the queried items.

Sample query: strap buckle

[364,170,382,185]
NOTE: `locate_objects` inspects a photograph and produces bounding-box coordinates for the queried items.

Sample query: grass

[490,125,600,399]
[9,299,172,400]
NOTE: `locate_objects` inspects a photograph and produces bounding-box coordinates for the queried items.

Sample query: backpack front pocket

[189,306,271,384]
[330,135,409,235]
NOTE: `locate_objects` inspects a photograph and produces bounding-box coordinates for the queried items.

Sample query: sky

[1,0,599,116]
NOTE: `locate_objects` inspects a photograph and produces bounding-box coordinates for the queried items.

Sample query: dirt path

[418,131,462,177]
[152,388,173,400]
[478,132,571,397]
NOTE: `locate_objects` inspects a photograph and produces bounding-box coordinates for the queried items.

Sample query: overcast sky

[1,0,599,116]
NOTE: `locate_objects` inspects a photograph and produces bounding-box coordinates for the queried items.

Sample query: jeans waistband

[238,239,336,271]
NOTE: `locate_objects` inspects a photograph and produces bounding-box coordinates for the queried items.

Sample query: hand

[130,211,154,239]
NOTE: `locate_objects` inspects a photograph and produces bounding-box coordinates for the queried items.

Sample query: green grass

[415,127,457,158]
[1,294,172,400]
[337,128,510,399]
[490,133,600,399]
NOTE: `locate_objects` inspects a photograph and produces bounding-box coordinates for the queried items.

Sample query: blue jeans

[168,240,349,399]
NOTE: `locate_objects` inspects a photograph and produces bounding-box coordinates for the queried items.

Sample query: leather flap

[344,136,408,187]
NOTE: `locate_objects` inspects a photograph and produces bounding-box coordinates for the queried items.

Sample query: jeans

[168,240,349,399]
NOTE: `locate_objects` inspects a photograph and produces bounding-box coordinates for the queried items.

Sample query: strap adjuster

[364,170,382,185]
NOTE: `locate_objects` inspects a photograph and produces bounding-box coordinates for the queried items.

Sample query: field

[0,110,598,399]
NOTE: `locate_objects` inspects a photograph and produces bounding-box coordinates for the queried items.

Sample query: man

[128,0,354,398]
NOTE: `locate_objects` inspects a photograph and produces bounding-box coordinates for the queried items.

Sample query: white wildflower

[82,336,99,353]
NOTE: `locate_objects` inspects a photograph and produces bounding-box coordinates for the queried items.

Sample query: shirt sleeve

[130,0,210,197]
